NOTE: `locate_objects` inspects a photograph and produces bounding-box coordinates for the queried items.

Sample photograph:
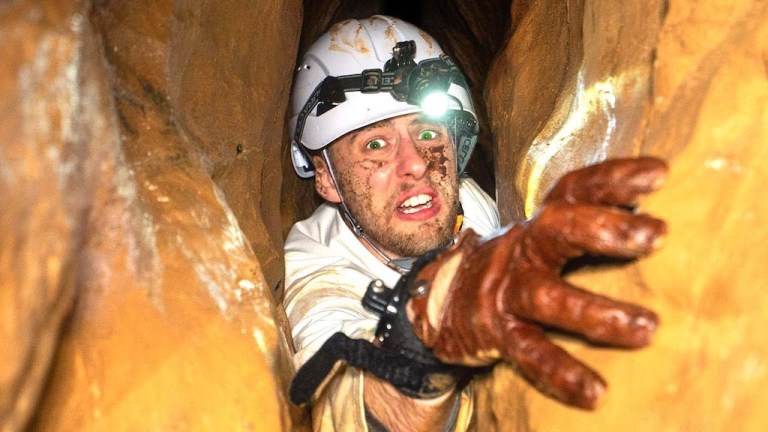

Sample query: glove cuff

[407,230,481,350]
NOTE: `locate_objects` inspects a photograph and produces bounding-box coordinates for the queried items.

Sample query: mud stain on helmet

[329,22,370,54]
[418,30,435,55]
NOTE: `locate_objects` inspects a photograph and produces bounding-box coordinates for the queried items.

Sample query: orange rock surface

[1,0,306,430]
[483,0,768,430]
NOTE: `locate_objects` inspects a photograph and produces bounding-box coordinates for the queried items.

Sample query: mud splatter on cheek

[357,159,385,172]
[337,160,382,204]
[420,145,449,179]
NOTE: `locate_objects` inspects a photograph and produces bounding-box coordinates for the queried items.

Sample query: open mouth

[398,193,433,214]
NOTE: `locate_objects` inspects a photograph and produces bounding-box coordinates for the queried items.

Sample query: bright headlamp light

[417,90,465,119]
[390,41,464,119]
[420,92,451,118]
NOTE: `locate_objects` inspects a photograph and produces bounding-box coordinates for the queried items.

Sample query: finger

[502,273,659,348]
[545,157,668,207]
[501,321,606,410]
[529,201,667,263]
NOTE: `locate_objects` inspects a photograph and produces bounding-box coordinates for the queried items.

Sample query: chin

[382,225,453,257]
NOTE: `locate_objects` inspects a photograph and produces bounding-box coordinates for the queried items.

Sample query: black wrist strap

[289,251,473,405]
[289,331,464,405]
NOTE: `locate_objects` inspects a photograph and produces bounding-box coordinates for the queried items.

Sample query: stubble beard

[340,176,460,258]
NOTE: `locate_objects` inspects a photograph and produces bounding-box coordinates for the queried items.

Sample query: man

[283,16,666,432]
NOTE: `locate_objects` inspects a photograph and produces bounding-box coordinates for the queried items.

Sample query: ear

[312,154,341,203]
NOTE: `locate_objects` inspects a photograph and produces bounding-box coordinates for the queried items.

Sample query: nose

[395,133,428,179]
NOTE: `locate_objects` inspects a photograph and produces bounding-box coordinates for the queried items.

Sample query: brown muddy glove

[407,157,668,409]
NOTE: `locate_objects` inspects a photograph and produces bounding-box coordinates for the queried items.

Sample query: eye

[418,130,439,141]
[366,138,386,150]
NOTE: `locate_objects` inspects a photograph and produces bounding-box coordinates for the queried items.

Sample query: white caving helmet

[289,15,479,179]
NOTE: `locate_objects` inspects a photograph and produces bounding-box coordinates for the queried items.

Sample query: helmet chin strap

[321,150,415,274]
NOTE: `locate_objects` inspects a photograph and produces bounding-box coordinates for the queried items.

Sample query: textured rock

[488,1,663,223]
[1,0,307,430]
[482,0,768,430]
[0,1,95,429]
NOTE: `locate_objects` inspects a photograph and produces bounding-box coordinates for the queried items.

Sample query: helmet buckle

[316,76,346,116]
[361,70,383,93]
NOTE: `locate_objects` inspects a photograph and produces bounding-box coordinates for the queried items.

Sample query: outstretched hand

[407,157,668,409]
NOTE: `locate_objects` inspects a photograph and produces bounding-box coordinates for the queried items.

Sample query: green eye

[366,139,386,150]
[419,130,438,140]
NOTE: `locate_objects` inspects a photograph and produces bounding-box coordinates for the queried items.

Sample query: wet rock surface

[2,0,305,430]
[1,1,94,429]
[481,0,768,430]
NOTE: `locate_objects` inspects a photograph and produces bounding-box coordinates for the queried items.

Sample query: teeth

[401,194,431,208]
[400,194,432,213]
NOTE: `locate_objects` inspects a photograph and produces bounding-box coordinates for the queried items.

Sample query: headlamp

[420,92,451,117]
[293,41,470,146]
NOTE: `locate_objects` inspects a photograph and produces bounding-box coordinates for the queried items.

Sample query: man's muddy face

[321,113,460,258]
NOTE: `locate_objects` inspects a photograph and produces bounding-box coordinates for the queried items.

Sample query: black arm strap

[289,332,462,405]
[289,252,473,405]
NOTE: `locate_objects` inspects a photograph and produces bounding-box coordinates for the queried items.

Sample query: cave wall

[482,0,768,430]
[487,1,664,222]
[1,0,307,430]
